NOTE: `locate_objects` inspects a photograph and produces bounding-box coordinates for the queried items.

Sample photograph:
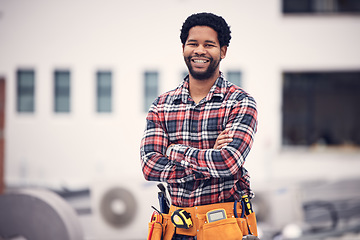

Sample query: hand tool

[171,209,193,229]
[241,194,258,237]
[242,194,253,215]
[234,200,245,218]
[206,208,227,223]
[157,183,170,214]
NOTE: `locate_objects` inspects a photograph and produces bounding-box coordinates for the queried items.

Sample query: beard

[184,55,220,80]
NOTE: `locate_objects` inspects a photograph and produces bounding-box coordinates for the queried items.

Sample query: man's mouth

[190,57,211,68]
[192,59,209,63]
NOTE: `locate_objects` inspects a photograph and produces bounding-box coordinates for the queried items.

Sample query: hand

[165,144,175,157]
[213,129,233,149]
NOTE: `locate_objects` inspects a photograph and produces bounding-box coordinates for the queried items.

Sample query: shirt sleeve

[168,96,258,179]
[140,104,194,184]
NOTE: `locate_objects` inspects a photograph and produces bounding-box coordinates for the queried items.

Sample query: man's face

[183,26,227,81]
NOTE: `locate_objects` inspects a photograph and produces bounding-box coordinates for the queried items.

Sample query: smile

[192,59,210,63]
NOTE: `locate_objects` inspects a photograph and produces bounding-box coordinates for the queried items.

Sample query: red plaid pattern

[140,74,257,207]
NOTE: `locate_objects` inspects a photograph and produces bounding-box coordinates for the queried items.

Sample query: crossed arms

[140,96,257,184]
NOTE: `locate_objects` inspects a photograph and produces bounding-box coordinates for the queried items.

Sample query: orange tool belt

[147,201,258,240]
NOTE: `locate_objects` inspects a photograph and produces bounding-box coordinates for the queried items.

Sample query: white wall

[1,0,360,189]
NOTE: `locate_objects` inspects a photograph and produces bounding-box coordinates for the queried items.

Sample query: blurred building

[0,0,360,239]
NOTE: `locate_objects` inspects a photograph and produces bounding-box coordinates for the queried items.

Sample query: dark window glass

[17,69,35,112]
[227,71,242,87]
[144,71,159,112]
[283,0,360,13]
[54,70,70,113]
[282,71,360,147]
[283,0,312,13]
[97,71,112,113]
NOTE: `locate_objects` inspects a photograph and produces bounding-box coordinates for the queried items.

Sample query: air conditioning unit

[252,183,304,230]
[91,178,161,239]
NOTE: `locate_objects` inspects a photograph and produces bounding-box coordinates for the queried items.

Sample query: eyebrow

[187,39,217,44]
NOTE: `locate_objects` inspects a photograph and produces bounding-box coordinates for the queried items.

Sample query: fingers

[216,142,230,149]
[217,135,233,148]
[214,129,233,149]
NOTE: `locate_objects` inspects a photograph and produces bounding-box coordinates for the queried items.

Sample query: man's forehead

[187,26,219,42]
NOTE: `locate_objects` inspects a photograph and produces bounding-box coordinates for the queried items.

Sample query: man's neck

[188,72,219,104]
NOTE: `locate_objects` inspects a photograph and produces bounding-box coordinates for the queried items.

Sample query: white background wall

[1,0,360,190]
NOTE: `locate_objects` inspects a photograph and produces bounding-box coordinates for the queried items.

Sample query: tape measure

[171,209,193,229]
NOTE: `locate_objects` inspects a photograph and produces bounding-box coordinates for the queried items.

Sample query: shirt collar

[173,72,227,104]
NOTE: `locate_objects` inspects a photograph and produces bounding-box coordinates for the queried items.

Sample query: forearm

[166,133,254,178]
[167,97,257,178]
[140,118,196,183]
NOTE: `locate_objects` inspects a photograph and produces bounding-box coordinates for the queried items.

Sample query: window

[144,71,159,112]
[227,71,242,87]
[97,71,112,113]
[54,70,70,113]
[283,0,360,14]
[282,71,360,147]
[17,69,35,113]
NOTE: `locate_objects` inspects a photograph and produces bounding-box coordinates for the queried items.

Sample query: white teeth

[193,59,207,63]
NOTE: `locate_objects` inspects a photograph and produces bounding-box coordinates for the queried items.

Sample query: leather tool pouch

[202,217,243,240]
[147,205,258,240]
[147,213,176,240]
[148,221,164,240]
[237,217,249,236]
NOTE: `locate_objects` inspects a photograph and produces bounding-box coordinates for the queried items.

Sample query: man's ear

[220,46,227,60]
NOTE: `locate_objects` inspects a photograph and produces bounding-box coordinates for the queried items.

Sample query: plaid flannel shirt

[140,73,257,207]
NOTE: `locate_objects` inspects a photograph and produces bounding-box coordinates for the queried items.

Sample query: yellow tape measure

[171,209,193,229]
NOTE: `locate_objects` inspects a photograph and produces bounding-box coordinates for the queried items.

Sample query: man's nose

[194,45,206,55]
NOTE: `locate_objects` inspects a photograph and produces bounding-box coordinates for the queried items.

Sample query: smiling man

[183,25,226,81]
[141,13,258,240]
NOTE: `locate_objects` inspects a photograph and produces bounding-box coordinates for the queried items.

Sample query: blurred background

[0,0,360,239]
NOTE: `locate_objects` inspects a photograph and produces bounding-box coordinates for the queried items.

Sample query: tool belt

[147,201,258,240]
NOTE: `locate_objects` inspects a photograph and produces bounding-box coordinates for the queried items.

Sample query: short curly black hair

[180,12,231,47]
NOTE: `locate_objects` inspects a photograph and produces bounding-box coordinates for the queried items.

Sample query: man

[140,12,258,240]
